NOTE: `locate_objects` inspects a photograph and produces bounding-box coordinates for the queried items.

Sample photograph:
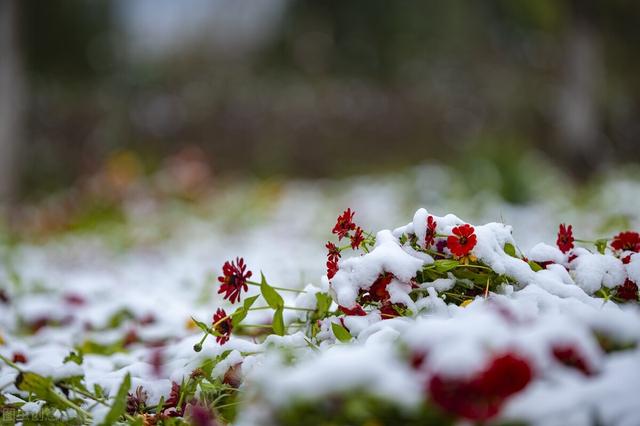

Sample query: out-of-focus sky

[1,0,639,204]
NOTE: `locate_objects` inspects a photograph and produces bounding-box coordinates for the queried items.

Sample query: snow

[330,230,423,308]
[571,248,627,293]
[1,169,639,424]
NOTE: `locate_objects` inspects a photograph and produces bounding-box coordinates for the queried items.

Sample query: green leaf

[16,372,66,407]
[272,307,285,336]
[433,259,460,273]
[155,396,165,416]
[331,322,352,343]
[260,272,284,309]
[100,373,131,426]
[191,317,211,334]
[595,239,608,255]
[314,293,333,318]
[63,350,84,365]
[232,294,260,328]
[504,243,517,257]
[528,260,543,272]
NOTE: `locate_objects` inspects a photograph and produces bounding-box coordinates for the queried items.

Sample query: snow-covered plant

[183,208,640,425]
[2,208,639,425]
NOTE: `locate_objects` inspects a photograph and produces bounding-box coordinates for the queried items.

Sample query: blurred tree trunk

[0,0,24,207]
[556,12,605,180]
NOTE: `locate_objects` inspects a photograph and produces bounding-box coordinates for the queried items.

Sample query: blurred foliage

[11,0,640,201]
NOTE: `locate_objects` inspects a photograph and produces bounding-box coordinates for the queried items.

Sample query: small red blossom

[339,304,367,316]
[63,293,85,306]
[622,254,632,265]
[327,259,339,279]
[350,227,365,249]
[150,348,164,377]
[380,302,402,319]
[212,308,233,345]
[123,328,139,347]
[447,224,477,258]
[126,386,148,415]
[165,382,182,410]
[556,224,574,254]
[332,208,356,240]
[217,257,252,304]
[410,351,427,370]
[552,345,593,376]
[12,352,27,364]
[185,401,219,426]
[326,241,341,263]
[611,231,640,252]
[425,216,437,248]
[368,273,393,302]
[616,279,639,302]
[429,352,532,421]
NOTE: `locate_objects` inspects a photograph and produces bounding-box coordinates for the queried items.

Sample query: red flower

[126,386,148,415]
[380,302,402,319]
[165,382,180,407]
[150,348,164,377]
[429,352,532,421]
[616,279,638,301]
[212,308,232,345]
[339,304,367,316]
[556,224,574,254]
[447,224,477,257]
[350,227,365,249]
[332,208,356,240]
[622,254,632,265]
[217,257,252,304]
[326,241,341,263]
[327,259,339,279]
[12,352,27,364]
[368,273,393,302]
[611,231,640,252]
[425,216,437,248]
[552,345,593,376]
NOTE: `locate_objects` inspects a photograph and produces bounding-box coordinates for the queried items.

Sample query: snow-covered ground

[1,165,639,424]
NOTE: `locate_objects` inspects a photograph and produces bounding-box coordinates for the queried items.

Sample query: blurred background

[1,0,640,236]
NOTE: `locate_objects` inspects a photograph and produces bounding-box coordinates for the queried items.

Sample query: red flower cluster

[425,215,437,248]
[447,224,477,257]
[617,279,639,301]
[552,345,592,376]
[429,352,532,421]
[611,231,640,252]
[556,224,574,253]
[332,208,356,240]
[327,209,368,279]
[218,257,252,304]
[212,308,233,345]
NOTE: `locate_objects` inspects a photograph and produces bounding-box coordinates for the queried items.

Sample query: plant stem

[246,280,305,293]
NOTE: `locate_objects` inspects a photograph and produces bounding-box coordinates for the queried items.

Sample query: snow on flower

[329,230,424,308]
